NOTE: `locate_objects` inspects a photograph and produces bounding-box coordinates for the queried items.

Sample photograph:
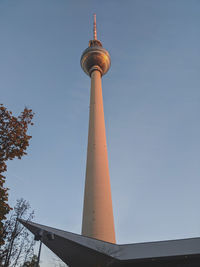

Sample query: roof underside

[19,220,200,267]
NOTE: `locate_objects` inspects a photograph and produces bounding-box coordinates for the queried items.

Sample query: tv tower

[19,14,200,267]
[81,14,116,243]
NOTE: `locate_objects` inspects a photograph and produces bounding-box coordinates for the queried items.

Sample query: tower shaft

[82,70,116,243]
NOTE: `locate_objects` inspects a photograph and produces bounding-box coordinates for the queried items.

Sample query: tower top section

[80,15,111,77]
[89,14,102,48]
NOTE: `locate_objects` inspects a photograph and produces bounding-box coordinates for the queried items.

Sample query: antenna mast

[93,14,97,40]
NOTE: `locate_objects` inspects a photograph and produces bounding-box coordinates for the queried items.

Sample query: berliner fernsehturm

[81,14,116,244]
[20,14,200,267]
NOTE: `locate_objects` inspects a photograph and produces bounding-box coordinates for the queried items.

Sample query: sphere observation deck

[80,15,111,77]
[81,39,111,76]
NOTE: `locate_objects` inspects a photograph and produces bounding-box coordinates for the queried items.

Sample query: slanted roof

[19,219,200,267]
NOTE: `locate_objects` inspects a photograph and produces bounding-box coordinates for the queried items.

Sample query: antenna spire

[93,14,97,40]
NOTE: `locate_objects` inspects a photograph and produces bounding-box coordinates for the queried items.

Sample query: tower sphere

[81,40,111,76]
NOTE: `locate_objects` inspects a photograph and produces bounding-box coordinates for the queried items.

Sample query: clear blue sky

[1,0,200,266]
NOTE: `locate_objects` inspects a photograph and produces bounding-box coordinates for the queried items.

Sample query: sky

[1,0,200,266]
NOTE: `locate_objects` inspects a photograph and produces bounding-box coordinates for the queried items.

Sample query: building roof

[19,219,200,267]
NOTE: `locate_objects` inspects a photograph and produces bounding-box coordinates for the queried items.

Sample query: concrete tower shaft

[82,70,116,243]
[81,15,116,243]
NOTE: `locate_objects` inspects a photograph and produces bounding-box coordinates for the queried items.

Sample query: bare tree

[0,198,35,267]
[22,255,39,267]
